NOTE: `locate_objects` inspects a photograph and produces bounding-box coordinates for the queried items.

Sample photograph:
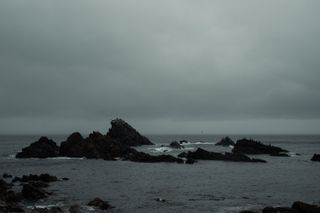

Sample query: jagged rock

[107,118,153,146]
[178,148,266,163]
[21,184,47,200]
[215,137,235,146]
[124,150,184,163]
[59,132,85,157]
[232,138,288,155]
[88,197,113,210]
[16,137,59,158]
[169,141,184,149]
[31,207,64,213]
[311,154,320,161]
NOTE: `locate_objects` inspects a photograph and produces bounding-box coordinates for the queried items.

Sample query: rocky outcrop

[311,154,320,161]
[107,118,153,146]
[30,207,64,213]
[178,148,266,163]
[169,141,184,149]
[88,197,114,210]
[215,137,235,146]
[16,137,59,158]
[232,138,288,155]
[59,132,85,157]
[13,174,58,183]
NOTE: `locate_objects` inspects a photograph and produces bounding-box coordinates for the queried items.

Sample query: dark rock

[179,140,188,144]
[262,207,277,213]
[177,152,188,158]
[21,184,47,200]
[169,141,184,149]
[62,178,69,181]
[215,137,235,146]
[2,173,12,179]
[155,197,166,202]
[30,207,64,213]
[185,158,196,164]
[239,211,258,213]
[107,118,153,146]
[124,150,184,163]
[16,137,59,158]
[18,174,58,183]
[88,197,113,210]
[311,154,320,161]
[270,153,290,157]
[0,205,25,212]
[292,201,320,213]
[179,148,266,163]
[232,138,288,155]
[59,132,85,157]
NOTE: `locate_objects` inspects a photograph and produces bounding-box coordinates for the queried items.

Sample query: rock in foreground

[243,201,320,213]
[178,148,266,163]
[311,154,320,161]
[16,137,59,158]
[215,137,235,146]
[107,118,153,146]
[232,138,288,155]
[88,197,114,210]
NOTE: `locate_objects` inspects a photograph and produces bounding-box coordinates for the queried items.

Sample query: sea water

[0,134,320,212]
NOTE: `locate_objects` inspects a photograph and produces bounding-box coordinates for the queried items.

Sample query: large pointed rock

[16,137,59,158]
[59,132,85,157]
[107,118,153,146]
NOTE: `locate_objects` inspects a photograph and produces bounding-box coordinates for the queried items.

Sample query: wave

[149,146,195,153]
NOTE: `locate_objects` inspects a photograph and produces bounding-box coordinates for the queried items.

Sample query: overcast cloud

[1,0,320,134]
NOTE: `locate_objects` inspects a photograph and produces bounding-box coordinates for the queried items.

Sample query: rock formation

[178,148,266,163]
[107,118,153,146]
[311,153,320,161]
[232,138,288,155]
[215,137,235,146]
[16,137,59,158]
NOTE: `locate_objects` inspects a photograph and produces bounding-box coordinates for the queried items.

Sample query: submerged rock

[16,137,59,158]
[178,148,266,163]
[269,153,290,157]
[88,197,113,210]
[232,138,288,155]
[107,118,153,146]
[215,137,235,146]
[311,154,320,161]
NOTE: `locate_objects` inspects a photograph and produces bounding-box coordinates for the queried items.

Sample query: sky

[0,1,320,135]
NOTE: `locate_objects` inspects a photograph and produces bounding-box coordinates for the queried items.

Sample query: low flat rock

[232,138,288,155]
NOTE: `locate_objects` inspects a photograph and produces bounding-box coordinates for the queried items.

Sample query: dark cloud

[0,0,320,134]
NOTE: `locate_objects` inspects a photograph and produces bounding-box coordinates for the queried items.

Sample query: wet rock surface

[87,197,114,210]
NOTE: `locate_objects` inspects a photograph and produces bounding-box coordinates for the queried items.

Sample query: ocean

[0,134,320,212]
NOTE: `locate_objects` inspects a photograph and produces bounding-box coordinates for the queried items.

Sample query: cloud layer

[1,1,320,134]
